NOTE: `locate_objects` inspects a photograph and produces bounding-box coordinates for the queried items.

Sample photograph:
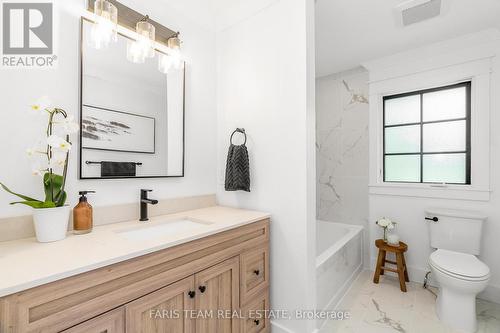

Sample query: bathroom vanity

[0,207,270,333]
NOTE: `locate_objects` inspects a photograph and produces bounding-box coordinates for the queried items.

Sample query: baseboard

[369,256,435,286]
[479,283,500,304]
[270,320,296,333]
[369,256,500,304]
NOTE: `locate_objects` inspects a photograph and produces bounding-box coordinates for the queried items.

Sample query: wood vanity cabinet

[0,219,270,333]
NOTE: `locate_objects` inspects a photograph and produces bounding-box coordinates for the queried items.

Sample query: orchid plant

[376,217,397,242]
[0,97,79,208]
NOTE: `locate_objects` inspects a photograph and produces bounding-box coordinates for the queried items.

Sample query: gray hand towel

[101,161,137,177]
[225,144,250,192]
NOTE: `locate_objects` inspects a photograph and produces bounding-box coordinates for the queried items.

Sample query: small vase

[387,233,400,246]
[383,228,388,242]
[32,206,70,243]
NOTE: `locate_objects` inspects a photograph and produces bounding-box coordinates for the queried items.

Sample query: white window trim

[364,43,494,201]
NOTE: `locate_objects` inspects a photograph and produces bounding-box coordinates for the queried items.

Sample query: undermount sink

[116,218,212,241]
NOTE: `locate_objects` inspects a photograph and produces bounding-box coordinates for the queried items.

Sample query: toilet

[426,208,490,333]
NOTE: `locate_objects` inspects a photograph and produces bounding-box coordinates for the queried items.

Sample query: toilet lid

[430,249,490,279]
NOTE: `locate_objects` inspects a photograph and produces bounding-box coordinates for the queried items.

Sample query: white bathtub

[316,221,364,329]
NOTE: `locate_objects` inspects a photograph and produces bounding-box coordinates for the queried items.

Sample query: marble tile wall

[317,232,362,314]
[316,68,369,227]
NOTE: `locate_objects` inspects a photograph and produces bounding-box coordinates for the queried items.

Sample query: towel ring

[230,128,247,145]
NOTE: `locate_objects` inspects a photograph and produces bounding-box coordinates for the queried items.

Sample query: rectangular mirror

[79,18,185,179]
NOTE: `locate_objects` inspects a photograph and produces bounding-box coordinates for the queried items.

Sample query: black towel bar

[86,161,143,166]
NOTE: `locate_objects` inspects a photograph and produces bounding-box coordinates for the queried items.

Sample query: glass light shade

[90,0,117,49]
[167,35,181,50]
[136,20,155,59]
[167,33,182,69]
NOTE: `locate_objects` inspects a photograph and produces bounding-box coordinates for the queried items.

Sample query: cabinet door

[195,257,240,333]
[125,276,195,333]
[61,307,124,333]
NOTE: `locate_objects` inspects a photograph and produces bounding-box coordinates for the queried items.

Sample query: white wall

[0,0,217,218]
[215,0,317,332]
[364,30,500,303]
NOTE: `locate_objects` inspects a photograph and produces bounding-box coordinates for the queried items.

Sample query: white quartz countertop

[0,206,270,298]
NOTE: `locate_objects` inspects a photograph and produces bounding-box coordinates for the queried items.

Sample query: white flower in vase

[1,97,75,243]
[376,217,397,242]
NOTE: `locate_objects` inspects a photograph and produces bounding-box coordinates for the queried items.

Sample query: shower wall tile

[316,69,369,226]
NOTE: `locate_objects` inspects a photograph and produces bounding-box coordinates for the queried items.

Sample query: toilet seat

[430,249,490,281]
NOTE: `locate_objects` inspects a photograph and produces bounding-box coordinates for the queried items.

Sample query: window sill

[368,183,490,201]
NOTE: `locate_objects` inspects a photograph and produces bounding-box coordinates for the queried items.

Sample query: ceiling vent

[395,0,442,26]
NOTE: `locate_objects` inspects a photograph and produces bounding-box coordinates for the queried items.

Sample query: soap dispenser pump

[73,191,95,234]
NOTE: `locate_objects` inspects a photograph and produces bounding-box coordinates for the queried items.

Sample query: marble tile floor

[321,270,500,333]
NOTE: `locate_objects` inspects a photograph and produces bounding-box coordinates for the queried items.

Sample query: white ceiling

[155,0,278,32]
[315,0,500,77]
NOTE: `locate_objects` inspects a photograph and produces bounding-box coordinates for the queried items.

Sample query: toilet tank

[426,208,487,255]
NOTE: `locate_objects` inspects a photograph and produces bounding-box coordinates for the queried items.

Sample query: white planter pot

[33,206,70,243]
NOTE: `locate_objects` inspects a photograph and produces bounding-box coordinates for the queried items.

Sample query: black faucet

[140,189,158,221]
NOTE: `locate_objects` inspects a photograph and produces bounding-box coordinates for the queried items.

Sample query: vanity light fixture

[158,32,182,74]
[90,0,118,49]
[127,15,156,63]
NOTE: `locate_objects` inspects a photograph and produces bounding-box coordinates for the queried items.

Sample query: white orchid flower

[30,96,53,113]
[59,115,79,134]
[47,135,72,152]
[387,223,395,230]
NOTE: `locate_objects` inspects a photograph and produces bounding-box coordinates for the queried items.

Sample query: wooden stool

[373,239,409,292]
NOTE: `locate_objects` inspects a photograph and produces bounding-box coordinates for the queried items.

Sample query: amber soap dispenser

[73,191,95,234]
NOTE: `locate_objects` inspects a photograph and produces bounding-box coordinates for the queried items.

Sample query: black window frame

[382,81,471,185]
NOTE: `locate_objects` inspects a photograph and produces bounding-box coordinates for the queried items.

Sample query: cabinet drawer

[241,290,269,333]
[60,307,124,333]
[240,245,269,305]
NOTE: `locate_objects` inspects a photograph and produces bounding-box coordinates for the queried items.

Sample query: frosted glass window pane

[423,154,466,183]
[423,87,466,122]
[385,125,420,153]
[423,120,466,152]
[385,95,420,125]
[385,155,421,182]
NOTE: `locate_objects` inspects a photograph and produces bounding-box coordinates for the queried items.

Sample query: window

[383,82,471,184]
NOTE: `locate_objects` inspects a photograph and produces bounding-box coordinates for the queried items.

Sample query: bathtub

[316,221,364,329]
